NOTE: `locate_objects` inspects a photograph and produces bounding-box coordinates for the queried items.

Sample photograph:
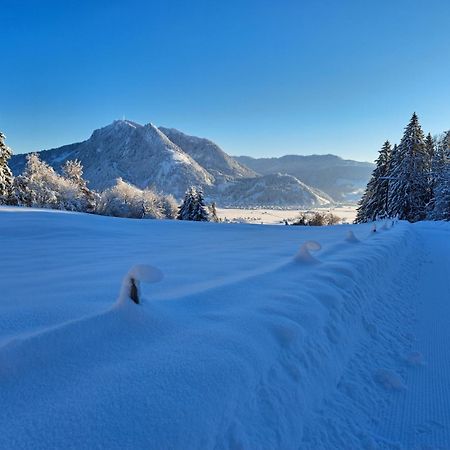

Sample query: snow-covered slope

[236,154,374,202]
[1,206,446,448]
[159,127,256,181]
[9,121,332,207]
[218,173,332,207]
[10,120,214,198]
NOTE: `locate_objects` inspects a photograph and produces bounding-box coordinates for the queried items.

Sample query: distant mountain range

[235,155,374,202]
[10,120,373,207]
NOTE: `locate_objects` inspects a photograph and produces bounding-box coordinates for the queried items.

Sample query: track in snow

[377,222,450,449]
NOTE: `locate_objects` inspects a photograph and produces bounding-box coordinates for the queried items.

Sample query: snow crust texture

[0,208,447,449]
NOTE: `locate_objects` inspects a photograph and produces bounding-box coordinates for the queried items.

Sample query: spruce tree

[427,134,444,215]
[177,186,210,221]
[190,187,209,221]
[355,176,376,223]
[177,186,197,220]
[388,113,429,222]
[424,133,435,207]
[431,131,450,220]
[0,132,14,204]
[355,141,391,223]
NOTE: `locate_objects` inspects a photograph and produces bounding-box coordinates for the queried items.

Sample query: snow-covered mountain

[236,154,374,202]
[159,127,256,181]
[218,173,331,208]
[10,120,214,198]
[10,120,332,207]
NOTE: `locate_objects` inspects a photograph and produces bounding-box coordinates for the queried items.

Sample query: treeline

[0,133,218,222]
[356,113,450,223]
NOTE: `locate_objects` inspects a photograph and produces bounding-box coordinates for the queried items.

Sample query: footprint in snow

[405,351,425,367]
[374,369,406,391]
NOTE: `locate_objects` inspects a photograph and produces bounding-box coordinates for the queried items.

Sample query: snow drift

[0,207,424,448]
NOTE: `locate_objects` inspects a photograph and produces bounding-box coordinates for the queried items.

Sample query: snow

[217,205,358,224]
[0,207,449,449]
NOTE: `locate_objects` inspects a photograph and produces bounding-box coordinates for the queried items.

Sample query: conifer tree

[0,132,14,204]
[208,202,220,222]
[387,113,429,222]
[431,131,450,220]
[424,133,435,207]
[177,186,197,220]
[355,176,376,223]
[355,141,391,223]
[177,186,210,221]
[191,188,209,221]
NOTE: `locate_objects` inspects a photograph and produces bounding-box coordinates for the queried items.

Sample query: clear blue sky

[2,0,450,161]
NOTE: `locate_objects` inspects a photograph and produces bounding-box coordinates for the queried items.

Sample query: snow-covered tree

[191,188,209,221]
[387,113,429,222]
[424,133,435,207]
[13,153,82,210]
[0,132,14,204]
[208,202,220,222]
[62,159,98,212]
[177,186,196,220]
[177,186,210,221]
[159,194,178,219]
[430,131,450,220]
[96,178,175,219]
[355,141,391,223]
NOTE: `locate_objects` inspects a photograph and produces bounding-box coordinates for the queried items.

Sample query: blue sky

[1,0,450,161]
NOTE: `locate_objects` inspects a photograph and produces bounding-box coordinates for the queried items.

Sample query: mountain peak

[111,119,140,129]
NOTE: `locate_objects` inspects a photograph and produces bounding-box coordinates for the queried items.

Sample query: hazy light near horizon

[1,0,450,162]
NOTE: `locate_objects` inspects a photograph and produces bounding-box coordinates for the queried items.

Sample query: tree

[177,186,210,221]
[355,141,391,223]
[13,153,81,210]
[387,113,429,222]
[159,194,178,219]
[424,133,435,207]
[96,178,166,219]
[191,187,209,221]
[62,159,97,212]
[208,202,220,222]
[0,132,14,204]
[430,131,450,220]
[177,186,197,220]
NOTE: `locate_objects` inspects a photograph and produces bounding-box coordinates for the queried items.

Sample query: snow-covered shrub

[291,211,341,226]
[96,178,174,219]
[13,154,85,211]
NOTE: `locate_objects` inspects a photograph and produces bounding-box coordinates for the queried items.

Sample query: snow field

[0,208,434,448]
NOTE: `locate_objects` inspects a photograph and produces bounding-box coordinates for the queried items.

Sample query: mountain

[9,120,353,208]
[159,127,256,181]
[235,154,374,202]
[10,120,214,198]
[218,173,331,208]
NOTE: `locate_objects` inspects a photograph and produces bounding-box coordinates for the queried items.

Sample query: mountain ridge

[235,154,374,201]
[9,120,372,206]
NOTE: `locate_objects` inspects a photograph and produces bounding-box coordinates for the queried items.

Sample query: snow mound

[345,230,360,243]
[294,240,322,263]
[117,264,164,305]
